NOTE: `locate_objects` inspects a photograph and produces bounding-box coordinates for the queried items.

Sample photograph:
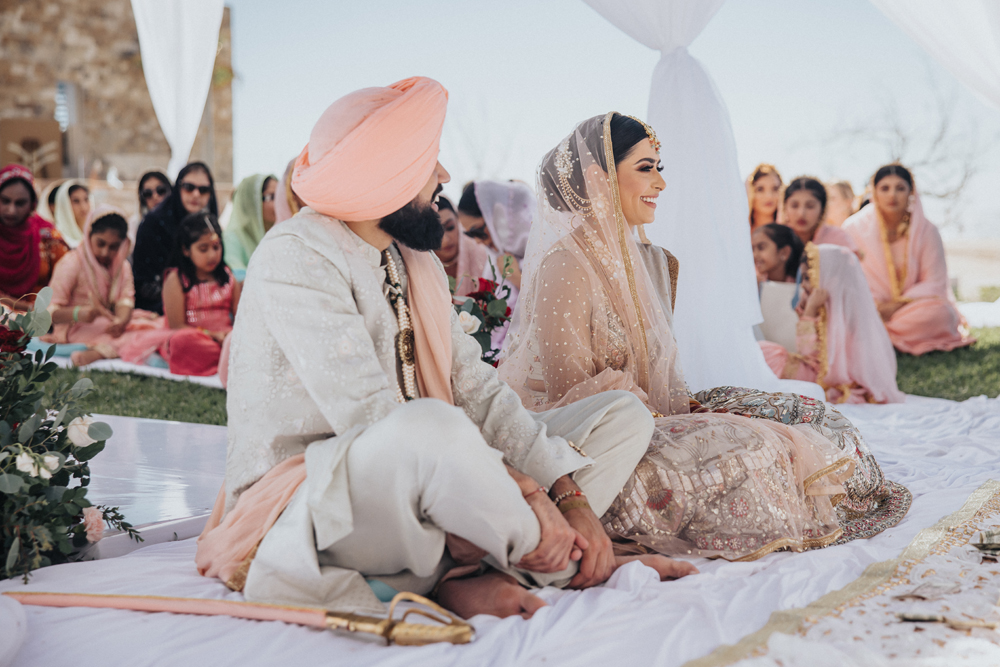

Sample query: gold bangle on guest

[558,498,591,514]
[117,298,134,308]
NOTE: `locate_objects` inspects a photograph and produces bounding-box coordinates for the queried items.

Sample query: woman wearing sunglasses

[222,173,277,279]
[133,161,218,314]
[128,170,172,244]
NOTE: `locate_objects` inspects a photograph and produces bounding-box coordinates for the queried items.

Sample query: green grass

[895,327,1000,402]
[44,367,227,426]
[40,327,999,426]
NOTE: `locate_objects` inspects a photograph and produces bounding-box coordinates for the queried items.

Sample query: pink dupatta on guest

[78,205,132,312]
[806,243,904,404]
[813,224,860,257]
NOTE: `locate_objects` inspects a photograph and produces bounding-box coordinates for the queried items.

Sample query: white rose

[43,454,60,472]
[67,416,97,447]
[15,452,38,478]
[38,466,52,480]
[457,311,481,335]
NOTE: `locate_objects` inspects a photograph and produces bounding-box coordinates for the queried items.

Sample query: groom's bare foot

[437,570,547,620]
[70,350,103,367]
[614,554,699,580]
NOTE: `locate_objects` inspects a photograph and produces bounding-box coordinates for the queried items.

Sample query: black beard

[378,200,445,251]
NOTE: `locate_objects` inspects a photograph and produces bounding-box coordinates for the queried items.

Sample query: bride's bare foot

[436,570,547,620]
[70,350,103,367]
[614,554,699,580]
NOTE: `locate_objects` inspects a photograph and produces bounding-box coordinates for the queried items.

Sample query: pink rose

[82,507,104,543]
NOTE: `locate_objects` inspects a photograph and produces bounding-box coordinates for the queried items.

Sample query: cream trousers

[245,390,652,610]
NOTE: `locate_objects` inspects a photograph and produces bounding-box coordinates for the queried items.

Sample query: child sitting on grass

[43,206,158,367]
[120,213,240,376]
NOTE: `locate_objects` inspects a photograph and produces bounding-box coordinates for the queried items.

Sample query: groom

[200,77,662,619]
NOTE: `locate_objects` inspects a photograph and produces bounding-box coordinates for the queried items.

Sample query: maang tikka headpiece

[626,115,661,153]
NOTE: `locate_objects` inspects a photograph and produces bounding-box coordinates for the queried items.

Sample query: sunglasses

[262,193,275,203]
[141,185,170,200]
[464,224,490,241]
[179,182,212,195]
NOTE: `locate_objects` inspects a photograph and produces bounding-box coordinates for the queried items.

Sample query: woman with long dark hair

[129,170,172,243]
[132,162,218,313]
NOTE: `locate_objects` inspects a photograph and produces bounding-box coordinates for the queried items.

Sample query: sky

[225,0,1000,238]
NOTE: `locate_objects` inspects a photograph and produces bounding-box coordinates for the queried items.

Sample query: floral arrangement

[1,288,139,582]
[452,263,513,366]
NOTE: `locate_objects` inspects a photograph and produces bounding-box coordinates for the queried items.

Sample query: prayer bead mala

[384,249,418,402]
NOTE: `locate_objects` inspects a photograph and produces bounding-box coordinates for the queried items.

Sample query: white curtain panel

[582,0,786,393]
[872,0,1000,112]
[131,0,226,179]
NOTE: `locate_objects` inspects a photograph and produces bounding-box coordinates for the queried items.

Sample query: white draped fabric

[582,0,787,394]
[872,0,1000,112]
[131,0,225,179]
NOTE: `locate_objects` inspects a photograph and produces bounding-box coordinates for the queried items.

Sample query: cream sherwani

[224,209,653,612]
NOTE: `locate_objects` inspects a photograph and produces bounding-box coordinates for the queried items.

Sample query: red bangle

[523,486,547,500]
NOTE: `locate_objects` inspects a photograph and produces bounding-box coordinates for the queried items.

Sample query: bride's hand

[517,491,586,573]
[563,503,615,588]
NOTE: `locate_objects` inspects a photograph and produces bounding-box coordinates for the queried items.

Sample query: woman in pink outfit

[782,176,860,256]
[119,212,240,376]
[761,243,904,404]
[844,164,974,356]
[42,205,159,366]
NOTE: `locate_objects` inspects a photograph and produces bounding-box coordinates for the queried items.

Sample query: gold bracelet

[558,498,591,514]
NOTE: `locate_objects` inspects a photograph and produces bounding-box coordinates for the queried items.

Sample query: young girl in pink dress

[120,213,240,376]
[42,205,159,366]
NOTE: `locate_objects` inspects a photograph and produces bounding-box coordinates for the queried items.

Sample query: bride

[499,113,909,560]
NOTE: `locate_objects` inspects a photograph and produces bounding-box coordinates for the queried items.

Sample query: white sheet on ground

[2,395,999,667]
[959,300,1000,329]
[52,355,224,389]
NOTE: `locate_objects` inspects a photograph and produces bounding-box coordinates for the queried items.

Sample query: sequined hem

[832,480,912,546]
[733,528,844,563]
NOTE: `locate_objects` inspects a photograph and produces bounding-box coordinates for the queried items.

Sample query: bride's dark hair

[609,114,650,166]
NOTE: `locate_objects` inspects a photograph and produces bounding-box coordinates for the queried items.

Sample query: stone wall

[0,1,232,183]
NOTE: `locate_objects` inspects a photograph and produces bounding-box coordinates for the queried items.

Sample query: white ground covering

[959,300,1000,329]
[51,355,224,389]
[2,395,999,667]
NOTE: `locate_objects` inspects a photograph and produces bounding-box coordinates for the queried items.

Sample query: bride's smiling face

[615,138,664,227]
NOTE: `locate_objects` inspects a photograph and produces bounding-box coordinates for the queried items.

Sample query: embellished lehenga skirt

[601,387,911,561]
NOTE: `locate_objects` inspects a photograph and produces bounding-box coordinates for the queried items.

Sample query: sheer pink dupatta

[807,243,904,404]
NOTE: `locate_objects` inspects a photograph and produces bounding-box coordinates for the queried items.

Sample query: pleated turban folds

[292,77,448,222]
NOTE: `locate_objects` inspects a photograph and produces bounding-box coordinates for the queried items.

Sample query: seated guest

[120,213,238,376]
[42,205,156,367]
[782,176,860,255]
[844,164,974,355]
[824,180,855,227]
[37,178,67,223]
[752,222,803,283]
[459,180,533,350]
[222,173,277,275]
[433,195,488,296]
[274,158,305,224]
[133,162,219,314]
[746,163,782,231]
[53,180,91,248]
[0,164,70,310]
[130,170,172,244]
[761,243,904,404]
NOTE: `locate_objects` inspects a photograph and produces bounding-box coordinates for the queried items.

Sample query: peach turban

[291,76,448,222]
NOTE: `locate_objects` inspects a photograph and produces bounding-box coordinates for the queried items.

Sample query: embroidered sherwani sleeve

[448,309,593,488]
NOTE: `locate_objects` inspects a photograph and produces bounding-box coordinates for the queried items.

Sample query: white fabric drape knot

[131,0,226,179]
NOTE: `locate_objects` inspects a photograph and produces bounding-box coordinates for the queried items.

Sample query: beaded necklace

[383,249,418,402]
